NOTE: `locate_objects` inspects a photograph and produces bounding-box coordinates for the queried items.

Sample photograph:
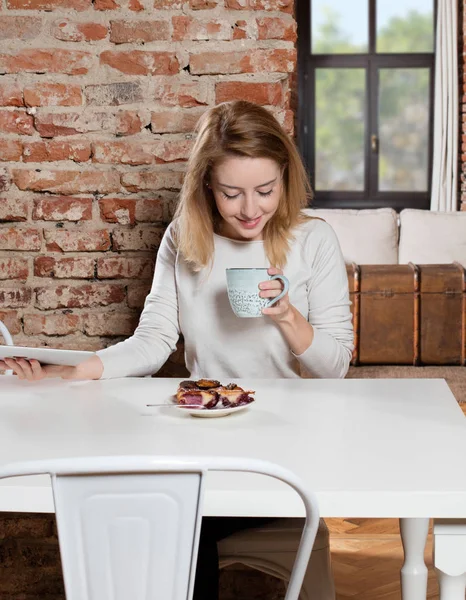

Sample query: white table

[1,376,466,599]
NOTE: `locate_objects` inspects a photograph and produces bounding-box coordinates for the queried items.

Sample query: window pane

[315,68,365,191]
[312,0,368,54]
[378,68,429,192]
[377,0,434,53]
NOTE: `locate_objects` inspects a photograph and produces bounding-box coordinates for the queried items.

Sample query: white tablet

[0,345,94,367]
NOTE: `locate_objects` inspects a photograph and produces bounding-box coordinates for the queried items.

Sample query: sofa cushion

[399,209,466,266]
[304,208,399,264]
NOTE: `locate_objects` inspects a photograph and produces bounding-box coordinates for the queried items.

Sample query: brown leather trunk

[348,263,466,366]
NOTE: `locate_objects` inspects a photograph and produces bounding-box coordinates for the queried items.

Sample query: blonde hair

[174,100,313,270]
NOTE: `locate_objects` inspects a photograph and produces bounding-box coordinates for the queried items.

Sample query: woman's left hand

[259,267,293,323]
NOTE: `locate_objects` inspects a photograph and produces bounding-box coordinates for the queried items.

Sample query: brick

[256,16,296,40]
[93,0,117,8]
[0,110,34,135]
[0,311,21,335]
[151,109,201,133]
[45,229,111,252]
[0,139,22,162]
[154,138,193,163]
[127,281,150,308]
[7,0,90,7]
[112,227,164,251]
[190,51,249,75]
[47,336,107,351]
[99,198,136,224]
[172,16,231,41]
[189,0,218,8]
[52,19,108,42]
[0,83,23,107]
[0,17,42,40]
[0,198,28,222]
[100,51,179,76]
[225,0,292,11]
[115,110,144,135]
[153,81,209,108]
[97,256,154,278]
[0,258,29,280]
[92,141,154,165]
[273,107,294,134]
[31,109,141,139]
[24,83,82,107]
[34,110,145,137]
[190,48,296,75]
[110,20,170,43]
[83,311,139,336]
[121,170,183,191]
[23,313,81,335]
[252,48,296,72]
[0,287,32,308]
[215,81,282,105]
[129,0,144,10]
[23,141,91,163]
[93,139,192,165]
[34,256,95,278]
[135,197,164,222]
[232,19,247,39]
[0,227,41,250]
[84,82,143,106]
[34,111,115,137]
[33,197,92,221]
[154,0,182,7]
[0,49,94,75]
[35,284,125,309]
[13,169,120,194]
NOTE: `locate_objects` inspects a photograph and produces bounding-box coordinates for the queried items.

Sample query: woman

[1,100,354,598]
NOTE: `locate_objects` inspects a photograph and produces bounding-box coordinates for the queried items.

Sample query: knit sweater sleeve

[96,223,180,379]
[293,220,354,379]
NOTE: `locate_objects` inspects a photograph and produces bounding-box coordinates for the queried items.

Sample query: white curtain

[431,0,458,211]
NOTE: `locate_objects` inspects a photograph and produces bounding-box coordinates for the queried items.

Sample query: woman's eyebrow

[217,177,277,190]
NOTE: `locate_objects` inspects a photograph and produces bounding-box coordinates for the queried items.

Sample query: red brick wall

[0,0,296,354]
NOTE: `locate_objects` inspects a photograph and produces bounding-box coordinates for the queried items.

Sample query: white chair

[0,320,14,375]
[219,517,335,600]
[0,456,321,600]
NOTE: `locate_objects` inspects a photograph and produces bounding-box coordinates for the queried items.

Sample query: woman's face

[210,156,282,241]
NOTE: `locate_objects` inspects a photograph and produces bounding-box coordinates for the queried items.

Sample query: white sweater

[97,217,354,380]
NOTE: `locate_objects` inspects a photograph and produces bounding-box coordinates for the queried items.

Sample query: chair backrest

[0,456,319,600]
[0,320,13,375]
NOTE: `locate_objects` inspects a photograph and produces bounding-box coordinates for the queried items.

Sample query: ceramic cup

[226,268,289,318]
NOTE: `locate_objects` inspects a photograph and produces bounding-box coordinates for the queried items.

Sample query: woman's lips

[237,216,262,229]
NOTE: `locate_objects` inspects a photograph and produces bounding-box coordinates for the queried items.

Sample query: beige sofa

[304,207,466,266]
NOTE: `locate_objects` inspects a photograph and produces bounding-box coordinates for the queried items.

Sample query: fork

[146,403,206,409]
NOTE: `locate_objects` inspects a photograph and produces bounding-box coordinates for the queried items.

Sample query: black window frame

[297,0,437,210]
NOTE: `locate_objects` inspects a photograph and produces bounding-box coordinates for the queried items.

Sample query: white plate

[168,396,255,418]
[0,345,94,367]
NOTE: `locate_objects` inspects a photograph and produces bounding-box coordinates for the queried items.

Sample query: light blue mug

[226,268,290,318]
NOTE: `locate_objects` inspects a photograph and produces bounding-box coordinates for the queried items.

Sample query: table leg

[433,519,466,600]
[399,518,429,600]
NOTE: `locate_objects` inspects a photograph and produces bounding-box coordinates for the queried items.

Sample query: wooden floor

[328,518,439,600]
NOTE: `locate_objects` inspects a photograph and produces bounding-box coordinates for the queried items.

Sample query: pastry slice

[176,380,255,409]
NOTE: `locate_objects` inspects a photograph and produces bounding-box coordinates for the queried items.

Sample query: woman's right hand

[0,354,104,382]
